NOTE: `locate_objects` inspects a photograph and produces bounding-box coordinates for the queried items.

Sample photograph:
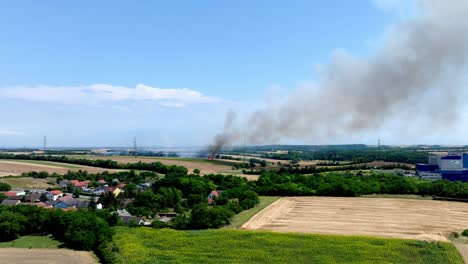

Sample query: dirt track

[0,160,116,176]
[242,197,468,241]
[0,248,97,264]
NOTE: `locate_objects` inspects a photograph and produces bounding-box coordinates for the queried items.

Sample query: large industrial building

[416,153,468,181]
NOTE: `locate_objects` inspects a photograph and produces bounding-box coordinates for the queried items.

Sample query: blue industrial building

[416,153,468,181]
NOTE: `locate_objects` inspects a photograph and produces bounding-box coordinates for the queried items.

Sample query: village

[0,178,180,226]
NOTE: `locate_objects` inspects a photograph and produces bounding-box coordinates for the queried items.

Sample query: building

[207,190,224,204]
[45,190,63,201]
[416,153,468,181]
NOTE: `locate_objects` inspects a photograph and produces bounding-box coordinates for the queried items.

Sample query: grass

[0,235,62,249]
[224,196,280,229]
[0,177,58,189]
[114,227,463,264]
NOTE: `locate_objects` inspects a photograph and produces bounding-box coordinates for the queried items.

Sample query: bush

[0,182,11,191]
[462,230,468,237]
[452,232,460,238]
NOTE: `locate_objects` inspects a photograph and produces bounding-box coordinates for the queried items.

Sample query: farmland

[242,197,468,241]
[0,177,57,189]
[0,160,118,176]
[68,155,235,175]
[113,227,463,264]
[224,196,281,229]
[0,248,97,264]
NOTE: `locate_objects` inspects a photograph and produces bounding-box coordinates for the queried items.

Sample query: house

[69,180,90,189]
[98,179,107,185]
[0,199,21,206]
[117,183,126,189]
[92,186,107,196]
[106,186,122,197]
[59,180,70,188]
[116,209,144,226]
[46,190,63,201]
[2,191,19,197]
[207,190,224,204]
[138,183,152,191]
[6,195,23,201]
[53,196,87,209]
[24,192,42,203]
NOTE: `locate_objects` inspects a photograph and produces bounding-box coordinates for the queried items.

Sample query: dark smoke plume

[209,0,468,151]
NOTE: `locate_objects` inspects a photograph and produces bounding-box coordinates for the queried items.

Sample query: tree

[72,189,81,198]
[88,195,97,211]
[193,169,201,175]
[0,182,11,191]
[238,190,259,210]
[0,193,6,202]
[123,184,138,198]
[40,193,48,202]
[98,192,121,210]
[0,211,27,241]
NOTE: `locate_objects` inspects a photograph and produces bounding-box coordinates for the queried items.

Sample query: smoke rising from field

[209,0,468,152]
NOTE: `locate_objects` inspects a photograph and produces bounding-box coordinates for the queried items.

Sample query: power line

[43,136,47,152]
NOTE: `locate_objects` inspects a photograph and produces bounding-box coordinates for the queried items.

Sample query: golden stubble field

[242,197,468,241]
[82,156,233,175]
[0,160,118,176]
[0,248,97,264]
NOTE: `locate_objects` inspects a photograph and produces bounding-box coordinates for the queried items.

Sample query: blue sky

[0,0,465,147]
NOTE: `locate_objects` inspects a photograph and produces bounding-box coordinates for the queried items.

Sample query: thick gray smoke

[209,0,468,152]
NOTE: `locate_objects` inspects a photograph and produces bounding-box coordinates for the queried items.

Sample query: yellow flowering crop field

[113,227,463,264]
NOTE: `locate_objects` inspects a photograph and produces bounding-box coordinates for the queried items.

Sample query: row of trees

[260,150,429,164]
[243,163,412,175]
[253,171,468,198]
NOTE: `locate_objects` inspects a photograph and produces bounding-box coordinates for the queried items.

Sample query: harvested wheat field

[81,156,233,175]
[242,197,468,241]
[0,248,97,264]
[0,160,117,176]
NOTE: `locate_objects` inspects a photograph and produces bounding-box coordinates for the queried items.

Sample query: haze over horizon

[1,0,467,148]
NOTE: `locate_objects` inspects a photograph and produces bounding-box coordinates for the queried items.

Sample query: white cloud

[0,84,218,107]
[0,130,25,136]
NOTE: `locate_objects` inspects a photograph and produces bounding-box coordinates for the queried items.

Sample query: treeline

[243,163,412,175]
[0,153,188,174]
[20,170,159,186]
[253,171,468,198]
[0,205,121,263]
[260,150,429,164]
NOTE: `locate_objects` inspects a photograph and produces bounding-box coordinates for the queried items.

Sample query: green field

[0,235,62,249]
[113,227,463,264]
[224,196,280,229]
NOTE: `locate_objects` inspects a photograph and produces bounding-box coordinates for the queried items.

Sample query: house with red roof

[69,180,90,189]
[207,190,224,204]
[2,191,18,197]
[46,190,63,201]
[98,179,107,184]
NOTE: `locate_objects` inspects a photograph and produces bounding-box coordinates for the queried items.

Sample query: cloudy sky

[0,0,467,148]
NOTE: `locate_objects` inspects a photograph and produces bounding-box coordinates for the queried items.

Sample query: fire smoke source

[210,0,468,150]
